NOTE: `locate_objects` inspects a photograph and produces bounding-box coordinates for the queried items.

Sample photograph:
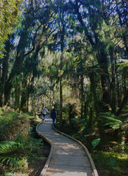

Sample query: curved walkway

[36,115,99,176]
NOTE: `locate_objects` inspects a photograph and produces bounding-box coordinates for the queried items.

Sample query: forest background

[0,0,128,175]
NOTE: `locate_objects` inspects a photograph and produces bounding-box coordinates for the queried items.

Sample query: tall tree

[0,0,54,108]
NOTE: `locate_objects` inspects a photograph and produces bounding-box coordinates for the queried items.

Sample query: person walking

[41,107,49,121]
[51,108,57,126]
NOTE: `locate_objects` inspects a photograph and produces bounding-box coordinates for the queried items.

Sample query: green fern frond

[101,113,121,122]
[13,128,24,141]
[104,122,122,129]
[29,145,39,149]
[0,156,20,168]
[78,125,86,133]
[30,138,44,147]
[0,141,17,154]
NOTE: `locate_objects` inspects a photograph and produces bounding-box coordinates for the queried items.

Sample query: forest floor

[27,140,50,176]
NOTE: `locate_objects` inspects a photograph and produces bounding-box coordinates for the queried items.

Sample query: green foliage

[101,112,128,130]
[0,0,22,58]
[0,108,4,115]
[0,141,17,154]
[0,109,44,174]
[0,111,30,141]
[92,138,101,149]
[92,151,128,176]
[0,136,44,166]
[71,118,79,124]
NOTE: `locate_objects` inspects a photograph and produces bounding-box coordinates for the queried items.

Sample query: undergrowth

[0,107,49,176]
[92,150,128,176]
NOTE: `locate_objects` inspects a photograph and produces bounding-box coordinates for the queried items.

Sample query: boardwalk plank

[50,154,90,166]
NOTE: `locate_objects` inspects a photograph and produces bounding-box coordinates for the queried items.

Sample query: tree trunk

[52,86,55,105]
[59,8,65,127]
[97,50,111,111]
[4,50,24,105]
[20,77,28,112]
[0,38,11,106]
[90,72,105,143]
[59,55,63,127]
[80,73,84,119]
[15,82,20,110]
[110,47,116,113]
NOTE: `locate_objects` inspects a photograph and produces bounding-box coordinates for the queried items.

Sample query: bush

[0,110,31,141]
[0,108,39,175]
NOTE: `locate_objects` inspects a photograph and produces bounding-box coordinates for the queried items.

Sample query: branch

[38,27,57,51]
[73,1,95,47]
[24,23,43,57]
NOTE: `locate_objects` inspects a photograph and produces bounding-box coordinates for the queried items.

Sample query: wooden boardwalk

[36,115,98,176]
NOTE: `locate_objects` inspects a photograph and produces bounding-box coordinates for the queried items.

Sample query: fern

[29,145,39,149]
[0,156,21,168]
[13,128,25,141]
[104,122,122,130]
[0,109,44,172]
[0,141,18,154]
[101,112,128,130]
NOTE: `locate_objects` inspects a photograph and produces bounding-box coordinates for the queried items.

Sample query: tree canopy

[0,0,22,58]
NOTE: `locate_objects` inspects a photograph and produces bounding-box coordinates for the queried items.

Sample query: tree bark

[20,76,28,112]
[90,72,105,142]
[98,50,110,106]
[80,73,84,119]
[0,38,11,106]
[4,51,24,105]
[110,47,116,113]
[15,82,20,110]
[59,3,65,127]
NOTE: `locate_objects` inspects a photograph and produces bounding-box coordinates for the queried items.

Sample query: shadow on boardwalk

[36,115,98,176]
